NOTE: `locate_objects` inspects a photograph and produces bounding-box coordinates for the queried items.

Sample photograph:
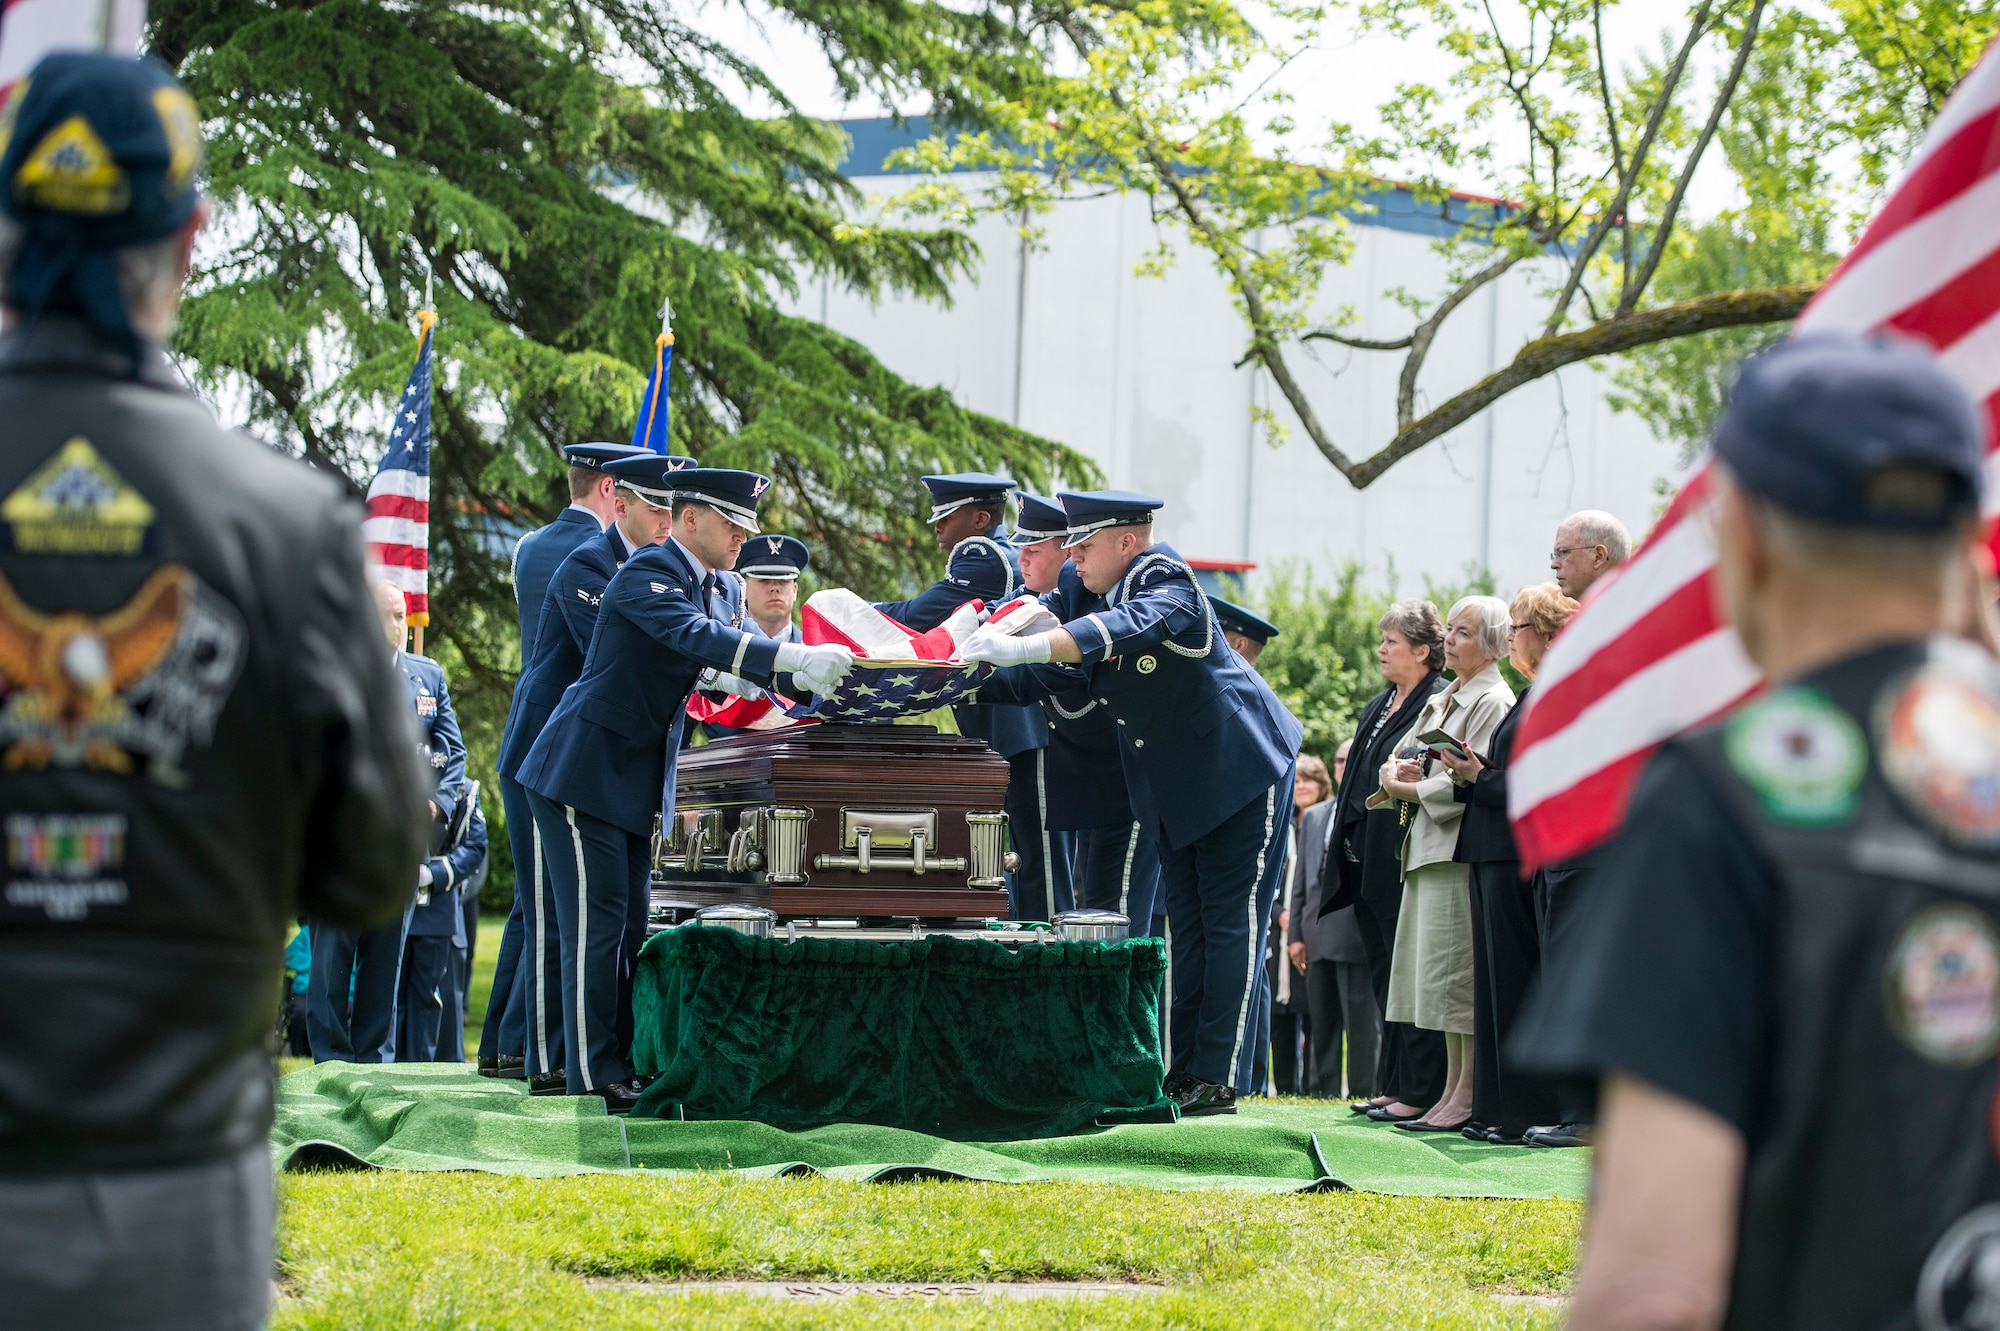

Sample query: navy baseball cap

[735,533,810,580]
[1011,493,1067,546]
[563,442,649,472]
[0,53,204,354]
[1713,334,1984,532]
[673,468,773,533]
[921,472,1016,524]
[1209,597,1280,645]
[1058,489,1161,548]
[603,452,699,507]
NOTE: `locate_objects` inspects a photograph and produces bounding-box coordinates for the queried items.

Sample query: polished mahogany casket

[651,724,1016,922]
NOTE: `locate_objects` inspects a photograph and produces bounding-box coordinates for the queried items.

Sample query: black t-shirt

[1511,744,1777,1135]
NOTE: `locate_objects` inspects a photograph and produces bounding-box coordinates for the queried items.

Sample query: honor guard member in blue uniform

[997,494,1159,927]
[1513,337,2000,1330]
[1210,598,1280,667]
[738,533,808,642]
[398,788,488,1060]
[963,491,1303,1113]
[875,474,1066,920]
[308,581,467,1062]
[495,452,684,1089]
[517,470,856,1108]
[0,55,429,1329]
[481,439,646,1079]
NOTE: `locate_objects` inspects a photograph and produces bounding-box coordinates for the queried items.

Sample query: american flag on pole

[1508,43,2000,872]
[363,311,437,628]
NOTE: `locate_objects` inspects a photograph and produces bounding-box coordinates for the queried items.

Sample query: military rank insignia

[3,437,156,555]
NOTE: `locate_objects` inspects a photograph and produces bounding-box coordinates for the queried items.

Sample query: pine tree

[147,0,1094,734]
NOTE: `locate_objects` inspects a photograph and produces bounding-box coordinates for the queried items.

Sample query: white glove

[700,668,764,700]
[959,632,1054,667]
[417,862,433,889]
[775,642,857,695]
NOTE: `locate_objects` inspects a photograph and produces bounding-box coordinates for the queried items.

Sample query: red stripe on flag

[365,494,430,523]
[1829,104,2000,277]
[1884,244,2000,351]
[369,543,429,570]
[404,593,429,619]
[1514,576,1723,738]
[1509,748,1656,872]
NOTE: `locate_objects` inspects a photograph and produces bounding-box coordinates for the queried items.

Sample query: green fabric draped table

[628,926,1173,1140]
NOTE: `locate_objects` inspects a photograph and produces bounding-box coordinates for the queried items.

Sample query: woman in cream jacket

[1375,595,1515,1131]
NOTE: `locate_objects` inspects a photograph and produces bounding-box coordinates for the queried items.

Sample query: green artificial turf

[273,1168,1581,1329]
[273,1063,1589,1200]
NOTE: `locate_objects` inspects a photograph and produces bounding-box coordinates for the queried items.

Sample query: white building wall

[786,159,1687,599]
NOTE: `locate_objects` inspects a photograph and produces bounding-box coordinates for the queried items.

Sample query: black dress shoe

[1523,1122,1591,1148]
[477,1055,499,1077]
[1396,1116,1471,1132]
[1364,1103,1425,1122]
[479,1054,524,1080]
[1460,1122,1496,1142]
[527,1071,567,1096]
[597,1076,654,1115]
[1349,1099,1383,1115]
[1169,1078,1237,1117]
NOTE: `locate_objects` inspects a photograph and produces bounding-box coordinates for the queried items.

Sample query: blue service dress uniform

[988,544,1302,1092]
[397,795,488,1061]
[308,650,466,1062]
[517,538,784,1093]
[875,533,1069,921]
[483,503,606,1073]
[1004,566,1163,930]
[495,523,640,1079]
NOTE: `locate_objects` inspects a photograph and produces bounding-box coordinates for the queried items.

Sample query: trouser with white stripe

[524,791,650,1094]
[1157,764,1295,1093]
[490,774,565,1078]
[1003,748,1074,922]
[1071,820,1163,936]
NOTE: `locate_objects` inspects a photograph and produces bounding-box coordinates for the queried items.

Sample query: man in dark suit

[480,440,645,1080]
[1293,739,1380,1098]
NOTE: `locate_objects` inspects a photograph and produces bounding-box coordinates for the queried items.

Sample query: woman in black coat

[1439,582,1577,1142]
[1320,600,1447,1119]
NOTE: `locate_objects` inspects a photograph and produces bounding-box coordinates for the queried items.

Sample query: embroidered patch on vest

[1877,660,2000,850]
[2,812,128,921]
[1725,687,1867,825]
[1917,1202,2000,1331]
[3,437,156,555]
[1885,902,2000,1068]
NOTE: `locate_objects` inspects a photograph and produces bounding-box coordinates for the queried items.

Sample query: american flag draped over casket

[683,591,1057,728]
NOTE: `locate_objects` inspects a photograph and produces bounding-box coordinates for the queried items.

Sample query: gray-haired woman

[1375,595,1515,1131]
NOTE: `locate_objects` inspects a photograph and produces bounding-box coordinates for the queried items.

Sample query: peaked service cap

[735,533,810,580]
[1011,493,1068,546]
[1209,597,1280,645]
[603,451,700,506]
[672,468,774,533]
[1058,489,1161,548]
[563,442,649,472]
[921,472,1016,525]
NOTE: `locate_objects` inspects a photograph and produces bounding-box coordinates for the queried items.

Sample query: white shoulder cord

[952,535,1020,601]
[1117,552,1213,659]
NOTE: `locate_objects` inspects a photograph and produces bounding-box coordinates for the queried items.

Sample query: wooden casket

[651,724,1016,922]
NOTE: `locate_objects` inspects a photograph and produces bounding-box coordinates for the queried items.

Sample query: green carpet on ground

[273,1064,1588,1199]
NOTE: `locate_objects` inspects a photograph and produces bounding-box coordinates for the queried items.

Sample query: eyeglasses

[1550,543,1604,561]
[1509,623,1533,635]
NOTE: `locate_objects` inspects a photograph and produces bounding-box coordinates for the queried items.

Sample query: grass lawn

[274,1170,1580,1328]
[272,917,1582,1327]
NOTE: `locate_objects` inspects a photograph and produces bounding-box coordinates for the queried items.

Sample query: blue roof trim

[835,117,1515,241]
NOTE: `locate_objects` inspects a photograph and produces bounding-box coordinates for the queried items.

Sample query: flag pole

[411,293,437,656]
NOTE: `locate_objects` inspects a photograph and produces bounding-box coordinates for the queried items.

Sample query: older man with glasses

[1550,511,1632,600]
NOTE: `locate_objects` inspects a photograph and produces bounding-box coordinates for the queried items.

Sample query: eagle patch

[0,564,246,784]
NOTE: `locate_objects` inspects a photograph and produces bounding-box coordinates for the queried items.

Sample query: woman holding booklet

[1373,596,1516,1132]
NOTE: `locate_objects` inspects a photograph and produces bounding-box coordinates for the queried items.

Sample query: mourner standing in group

[515,469,855,1109]
[0,54,427,1331]
[1516,335,2000,1329]
[963,490,1304,1113]
[876,474,1067,920]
